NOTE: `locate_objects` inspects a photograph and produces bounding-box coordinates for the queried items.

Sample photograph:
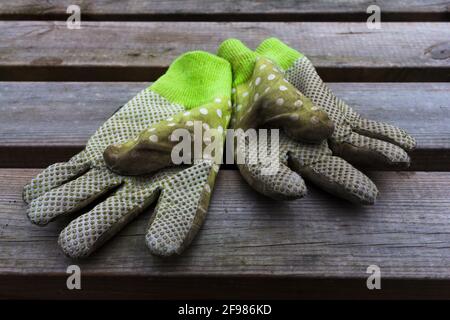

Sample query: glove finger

[145,161,218,257]
[23,153,90,203]
[27,168,123,225]
[104,98,229,176]
[352,118,416,151]
[331,132,411,167]
[293,155,378,205]
[58,181,161,258]
[234,129,306,200]
[238,162,306,200]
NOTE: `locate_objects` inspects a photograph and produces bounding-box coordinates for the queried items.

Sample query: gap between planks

[0,0,448,22]
[0,22,449,82]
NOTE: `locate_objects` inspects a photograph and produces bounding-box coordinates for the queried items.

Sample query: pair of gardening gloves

[23,38,415,259]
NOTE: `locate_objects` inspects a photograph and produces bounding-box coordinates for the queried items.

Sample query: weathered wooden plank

[0,22,449,81]
[1,169,450,298]
[0,82,448,170]
[0,1,448,21]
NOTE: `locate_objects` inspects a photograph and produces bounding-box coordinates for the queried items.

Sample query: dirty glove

[218,39,378,204]
[23,51,232,258]
[256,38,416,167]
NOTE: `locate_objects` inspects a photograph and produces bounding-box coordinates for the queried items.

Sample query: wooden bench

[0,1,449,299]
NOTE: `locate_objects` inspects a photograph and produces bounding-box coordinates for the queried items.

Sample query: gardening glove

[256,38,416,167]
[218,39,378,204]
[23,51,232,258]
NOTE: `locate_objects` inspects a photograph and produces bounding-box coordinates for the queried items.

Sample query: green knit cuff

[151,51,232,109]
[217,39,258,86]
[255,38,303,71]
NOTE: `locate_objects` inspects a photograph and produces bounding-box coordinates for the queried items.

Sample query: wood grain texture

[0,0,448,21]
[0,82,448,169]
[0,21,449,81]
[1,169,450,298]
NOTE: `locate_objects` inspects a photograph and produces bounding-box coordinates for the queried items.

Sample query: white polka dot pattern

[86,89,186,165]
[231,57,333,144]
